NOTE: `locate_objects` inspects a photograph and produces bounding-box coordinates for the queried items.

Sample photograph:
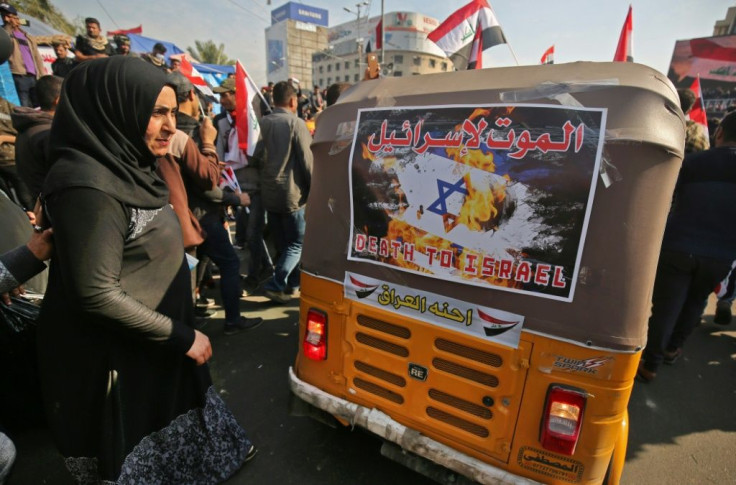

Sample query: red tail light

[304,309,327,361]
[540,384,587,455]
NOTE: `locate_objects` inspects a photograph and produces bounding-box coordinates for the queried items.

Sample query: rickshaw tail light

[304,309,327,361]
[540,385,587,455]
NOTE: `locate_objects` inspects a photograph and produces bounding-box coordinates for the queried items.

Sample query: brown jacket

[3,25,46,79]
[156,131,220,249]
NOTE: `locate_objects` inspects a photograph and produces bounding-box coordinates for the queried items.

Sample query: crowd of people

[2,0,734,481]
[0,2,344,483]
[636,89,736,382]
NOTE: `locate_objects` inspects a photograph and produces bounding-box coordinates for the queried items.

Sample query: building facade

[312,11,450,89]
[266,2,329,87]
[714,7,736,36]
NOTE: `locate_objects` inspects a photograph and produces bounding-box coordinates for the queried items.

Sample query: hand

[238,192,251,207]
[199,117,217,145]
[26,227,54,261]
[186,330,212,365]
[26,211,36,225]
[1,286,23,305]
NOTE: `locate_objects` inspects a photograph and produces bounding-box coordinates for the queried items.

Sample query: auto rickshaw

[289,61,684,484]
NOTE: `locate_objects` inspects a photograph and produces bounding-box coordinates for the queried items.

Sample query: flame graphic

[384,219,524,290]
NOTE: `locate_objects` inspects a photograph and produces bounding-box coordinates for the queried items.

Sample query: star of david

[427,178,468,216]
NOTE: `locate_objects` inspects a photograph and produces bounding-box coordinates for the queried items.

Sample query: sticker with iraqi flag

[345,272,524,348]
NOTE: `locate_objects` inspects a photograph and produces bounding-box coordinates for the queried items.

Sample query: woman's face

[144,86,177,157]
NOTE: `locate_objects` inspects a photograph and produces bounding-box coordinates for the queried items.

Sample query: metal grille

[355,361,407,387]
[435,338,503,367]
[432,358,499,388]
[354,378,404,404]
[356,332,410,357]
[357,315,411,339]
[429,389,493,419]
[427,406,490,438]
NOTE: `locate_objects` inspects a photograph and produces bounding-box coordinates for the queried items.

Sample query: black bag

[0,296,46,431]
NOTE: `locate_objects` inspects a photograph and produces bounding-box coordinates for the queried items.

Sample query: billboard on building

[667,35,736,117]
[328,11,446,57]
[271,1,328,27]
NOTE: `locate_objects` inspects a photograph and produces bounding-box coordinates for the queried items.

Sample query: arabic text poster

[345,272,525,348]
[348,104,607,302]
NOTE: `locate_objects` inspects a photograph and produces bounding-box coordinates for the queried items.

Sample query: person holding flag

[213,66,274,294]
[678,87,709,154]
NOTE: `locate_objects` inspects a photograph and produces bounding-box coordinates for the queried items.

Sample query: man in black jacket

[639,111,736,382]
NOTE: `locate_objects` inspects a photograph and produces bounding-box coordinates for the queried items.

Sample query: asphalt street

[6,279,736,484]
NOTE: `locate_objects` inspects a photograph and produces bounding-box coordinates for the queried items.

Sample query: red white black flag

[427,0,507,70]
[688,76,709,140]
[178,56,214,98]
[235,61,262,157]
[541,45,554,64]
[613,5,633,62]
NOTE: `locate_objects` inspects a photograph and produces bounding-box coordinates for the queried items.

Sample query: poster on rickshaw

[347,104,607,302]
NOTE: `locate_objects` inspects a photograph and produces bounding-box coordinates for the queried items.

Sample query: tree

[16,0,76,35]
[187,40,235,65]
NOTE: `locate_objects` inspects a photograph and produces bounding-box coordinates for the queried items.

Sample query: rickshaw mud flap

[289,367,543,485]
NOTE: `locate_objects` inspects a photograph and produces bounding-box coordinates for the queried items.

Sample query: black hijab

[43,56,170,208]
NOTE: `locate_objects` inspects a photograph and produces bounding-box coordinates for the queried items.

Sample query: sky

[49,0,734,86]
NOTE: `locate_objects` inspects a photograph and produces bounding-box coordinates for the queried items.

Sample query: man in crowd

[1,3,45,107]
[0,92,34,220]
[171,72,262,334]
[213,77,274,293]
[141,42,169,72]
[11,75,62,199]
[253,81,312,303]
[678,88,710,154]
[50,37,75,78]
[309,84,324,114]
[73,17,115,62]
[169,57,181,72]
[638,111,736,382]
[114,34,137,57]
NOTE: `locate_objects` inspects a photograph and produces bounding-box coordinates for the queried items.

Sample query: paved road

[7,291,736,484]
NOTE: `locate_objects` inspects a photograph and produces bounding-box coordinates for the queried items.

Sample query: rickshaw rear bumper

[289,366,543,485]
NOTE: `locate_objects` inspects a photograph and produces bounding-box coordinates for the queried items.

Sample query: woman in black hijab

[38,56,253,483]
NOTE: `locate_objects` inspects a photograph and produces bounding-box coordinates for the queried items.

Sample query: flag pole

[488,3,519,65]
[380,0,385,66]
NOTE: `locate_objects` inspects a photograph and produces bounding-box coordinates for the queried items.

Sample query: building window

[344,61,350,70]
[327,64,332,72]
[336,62,340,71]
[413,56,421,66]
[344,75,350,82]
[327,77,332,85]
[394,71,402,77]
[354,73,359,82]
[319,79,323,87]
[354,58,359,68]
[429,59,436,68]
[394,55,403,64]
[441,62,448,71]
[319,65,323,73]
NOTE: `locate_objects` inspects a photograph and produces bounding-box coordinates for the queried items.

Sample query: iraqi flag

[613,5,633,62]
[540,45,554,64]
[235,61,262,157]
[427,0,507,71]
[689,76,709,140]
[179,56,214,98]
